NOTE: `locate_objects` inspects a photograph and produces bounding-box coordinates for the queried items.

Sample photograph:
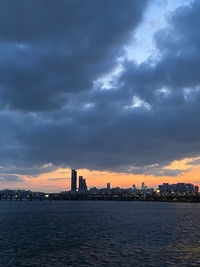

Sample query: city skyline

[1,155,200,192]
[1,165,200,194]
[69,169,199,193]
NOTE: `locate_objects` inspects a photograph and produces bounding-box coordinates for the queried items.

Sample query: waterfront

[0,201,199,266]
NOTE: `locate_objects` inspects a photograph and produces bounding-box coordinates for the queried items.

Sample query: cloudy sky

[1,0,200,192]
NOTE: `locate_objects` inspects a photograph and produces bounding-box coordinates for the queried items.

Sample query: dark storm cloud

[1,0,200,179]
[145,169,184,177]
[123,165,185,177]
[0,174,23,183]
[0,0,148,111]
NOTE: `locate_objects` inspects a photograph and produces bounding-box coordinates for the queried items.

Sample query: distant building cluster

[1,173,199,202]
[70,171,154,195]
[158,183,199,194]
[71,170,87,193]
[70,170,200,200]
[79,176,87,192]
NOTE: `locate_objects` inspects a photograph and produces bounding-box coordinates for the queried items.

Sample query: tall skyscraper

[79,176,83,192]
[79,176,87,192]
[83,178,87,191]
[107,182,110,190]
[141,182,145,190]
[71,169,77,192]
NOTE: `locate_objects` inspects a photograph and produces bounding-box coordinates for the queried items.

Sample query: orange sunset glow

[1,156,200,193]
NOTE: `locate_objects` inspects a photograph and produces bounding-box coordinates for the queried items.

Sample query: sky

[1,0,200,192]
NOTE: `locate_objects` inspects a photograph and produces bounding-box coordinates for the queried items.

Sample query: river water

[0,201,199,266]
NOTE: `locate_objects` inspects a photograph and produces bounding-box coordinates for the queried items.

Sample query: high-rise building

[71,169,77,192]
[79,176,83,192]
[141,182,145,190]
[132,184,136,190]
[83,178,87,191]
[79,176,87,192]
[107,182,110,190]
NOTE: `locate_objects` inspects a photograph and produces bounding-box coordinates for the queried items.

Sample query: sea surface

[0,201,199,266]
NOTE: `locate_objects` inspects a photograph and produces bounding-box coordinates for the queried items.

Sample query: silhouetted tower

[141,182,145,190]
[79,176,87,192]
[79,176,83,192]
[83,179,87,191]
[71,169,77,192]
[107,182,110,190]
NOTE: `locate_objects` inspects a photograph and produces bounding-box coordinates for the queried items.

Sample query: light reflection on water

[0,201,199,266]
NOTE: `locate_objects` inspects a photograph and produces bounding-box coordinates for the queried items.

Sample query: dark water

[0,201,199,266]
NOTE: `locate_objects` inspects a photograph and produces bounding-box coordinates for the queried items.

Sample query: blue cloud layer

[0,0,200,178]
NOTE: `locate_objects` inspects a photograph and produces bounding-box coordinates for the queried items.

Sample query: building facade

[78,176,87,192]
[71,169,77,192]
